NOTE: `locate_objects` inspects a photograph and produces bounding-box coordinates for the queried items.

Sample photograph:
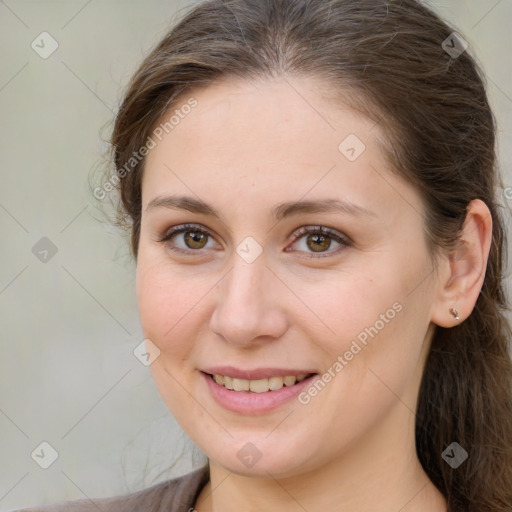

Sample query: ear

[431,199,493,327]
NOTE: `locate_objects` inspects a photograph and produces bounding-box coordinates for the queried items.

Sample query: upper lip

[201,366,317,380]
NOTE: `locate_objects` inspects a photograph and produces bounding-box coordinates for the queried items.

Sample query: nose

[209,253,288,348]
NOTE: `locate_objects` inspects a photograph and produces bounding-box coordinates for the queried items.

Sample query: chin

[204,435,322,480]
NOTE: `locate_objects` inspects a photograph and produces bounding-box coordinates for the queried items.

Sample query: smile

[201,370,319,414]
[208,373,311,393]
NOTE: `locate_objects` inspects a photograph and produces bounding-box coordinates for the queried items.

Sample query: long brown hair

[101,0,512,510]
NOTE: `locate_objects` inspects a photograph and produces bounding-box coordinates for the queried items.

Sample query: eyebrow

[145,195,377,222]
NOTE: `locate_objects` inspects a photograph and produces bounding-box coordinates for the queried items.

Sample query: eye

[286,225,351,258]
[156,223,351,258]
[156,224,220,254]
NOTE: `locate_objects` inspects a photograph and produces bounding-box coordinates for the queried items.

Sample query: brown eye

[184,230,208,249]
[306,233,332,252]
[287,225,351,258]
[157,224,218,254]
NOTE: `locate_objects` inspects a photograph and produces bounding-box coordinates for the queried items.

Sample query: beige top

[14,465,210,512]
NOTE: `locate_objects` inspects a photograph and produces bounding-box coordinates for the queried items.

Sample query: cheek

[136,258,204,355]
[293,253,430,392]
[292,267,407,352]
[136,258,208,428]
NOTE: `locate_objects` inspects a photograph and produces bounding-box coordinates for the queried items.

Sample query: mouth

[201,369,319,414]
[203,372,315,393]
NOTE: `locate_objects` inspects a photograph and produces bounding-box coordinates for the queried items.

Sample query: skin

[136,76,492,512]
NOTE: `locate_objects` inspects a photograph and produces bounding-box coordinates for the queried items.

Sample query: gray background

[1,0,511,509]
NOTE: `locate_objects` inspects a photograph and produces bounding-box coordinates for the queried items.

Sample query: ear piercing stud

[449,308,460,321]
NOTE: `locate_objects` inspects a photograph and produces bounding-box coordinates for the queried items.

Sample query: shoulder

[12,465,209,512]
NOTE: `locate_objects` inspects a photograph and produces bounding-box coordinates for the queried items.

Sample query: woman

[18,0,512,510]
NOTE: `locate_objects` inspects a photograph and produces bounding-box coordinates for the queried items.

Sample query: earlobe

[449,307,460,321]
[431,199,493,328]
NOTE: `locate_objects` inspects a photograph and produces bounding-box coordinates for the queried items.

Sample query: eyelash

[156,223,352,259]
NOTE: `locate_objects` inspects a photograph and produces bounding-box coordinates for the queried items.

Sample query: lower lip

[201,372,318,414]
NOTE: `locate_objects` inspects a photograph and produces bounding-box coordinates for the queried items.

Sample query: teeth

[269,376,284,390]
[233,378,250,391]
[212,373,310,392]
[284,375,297,386]
[224,375,233,390]
[250,378,269,393]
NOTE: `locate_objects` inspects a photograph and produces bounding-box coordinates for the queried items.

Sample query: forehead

[181,78,369,140]
[145,76,379,176]
[141,76,422,224]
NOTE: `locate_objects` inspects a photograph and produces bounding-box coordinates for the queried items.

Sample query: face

[136,76,438,479]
